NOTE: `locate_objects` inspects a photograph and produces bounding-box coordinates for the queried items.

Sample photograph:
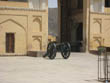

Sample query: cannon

[43,42,71,60]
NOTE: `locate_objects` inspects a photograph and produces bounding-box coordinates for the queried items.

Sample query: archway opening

[60,0,84,52]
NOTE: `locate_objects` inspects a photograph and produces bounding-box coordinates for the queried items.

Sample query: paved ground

[0,53,101,83]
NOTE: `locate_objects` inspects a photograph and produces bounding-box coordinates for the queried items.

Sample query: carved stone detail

[33,16,42,32]
[0,19,26,32]
[93,18,102,33]
[32,35,42,50]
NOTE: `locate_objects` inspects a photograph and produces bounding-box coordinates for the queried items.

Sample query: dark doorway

[76,23,83,41]
[6,33,15,53]
[60,0,83,52]
[105,0,110,7]
[76,23,83,52]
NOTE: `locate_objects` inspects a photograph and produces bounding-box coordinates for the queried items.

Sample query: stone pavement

[0,53,101,83]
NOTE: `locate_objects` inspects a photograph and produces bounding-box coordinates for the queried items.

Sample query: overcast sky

[48,0,58,8]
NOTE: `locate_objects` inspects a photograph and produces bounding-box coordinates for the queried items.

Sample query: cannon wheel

[61,43,71,59]
[48,42,57,60]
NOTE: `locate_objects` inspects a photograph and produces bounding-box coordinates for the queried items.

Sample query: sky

[48,0,58,8]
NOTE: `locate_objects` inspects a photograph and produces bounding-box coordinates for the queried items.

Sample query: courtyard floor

[0,53,101,83]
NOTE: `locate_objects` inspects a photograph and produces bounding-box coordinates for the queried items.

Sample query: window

[40,0,47,10]
[90,0,104,13]
[6,33,15,53]
[105,0,110,7]
[28,0,47,10]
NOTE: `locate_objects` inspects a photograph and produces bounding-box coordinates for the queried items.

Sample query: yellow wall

[0,16,27,55]
[89,2,110,50]
[105,8,110,13]
[89,12,110,50]
[0,7,48,55]
[0,1,28,8]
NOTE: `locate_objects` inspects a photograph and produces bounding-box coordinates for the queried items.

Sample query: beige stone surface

[85,0,110,51]
[105,8,110,13]
[89,13,110,50]
[1,0,110,54]
[0,1,28,8]
[0,53,100,83]
[0,1,48,55]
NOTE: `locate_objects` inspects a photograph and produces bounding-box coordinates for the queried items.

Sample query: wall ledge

[0,6,47,12]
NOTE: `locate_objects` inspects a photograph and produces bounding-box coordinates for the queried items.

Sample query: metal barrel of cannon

[98,46,110,83]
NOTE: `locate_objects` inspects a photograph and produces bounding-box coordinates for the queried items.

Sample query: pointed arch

[0,19,26,32]
[33,17,42,32]
[93,19,102,33]
[32,36,42,50]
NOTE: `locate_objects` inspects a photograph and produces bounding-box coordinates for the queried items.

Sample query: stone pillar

[58,0,61,42]
[83,0,90,52]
